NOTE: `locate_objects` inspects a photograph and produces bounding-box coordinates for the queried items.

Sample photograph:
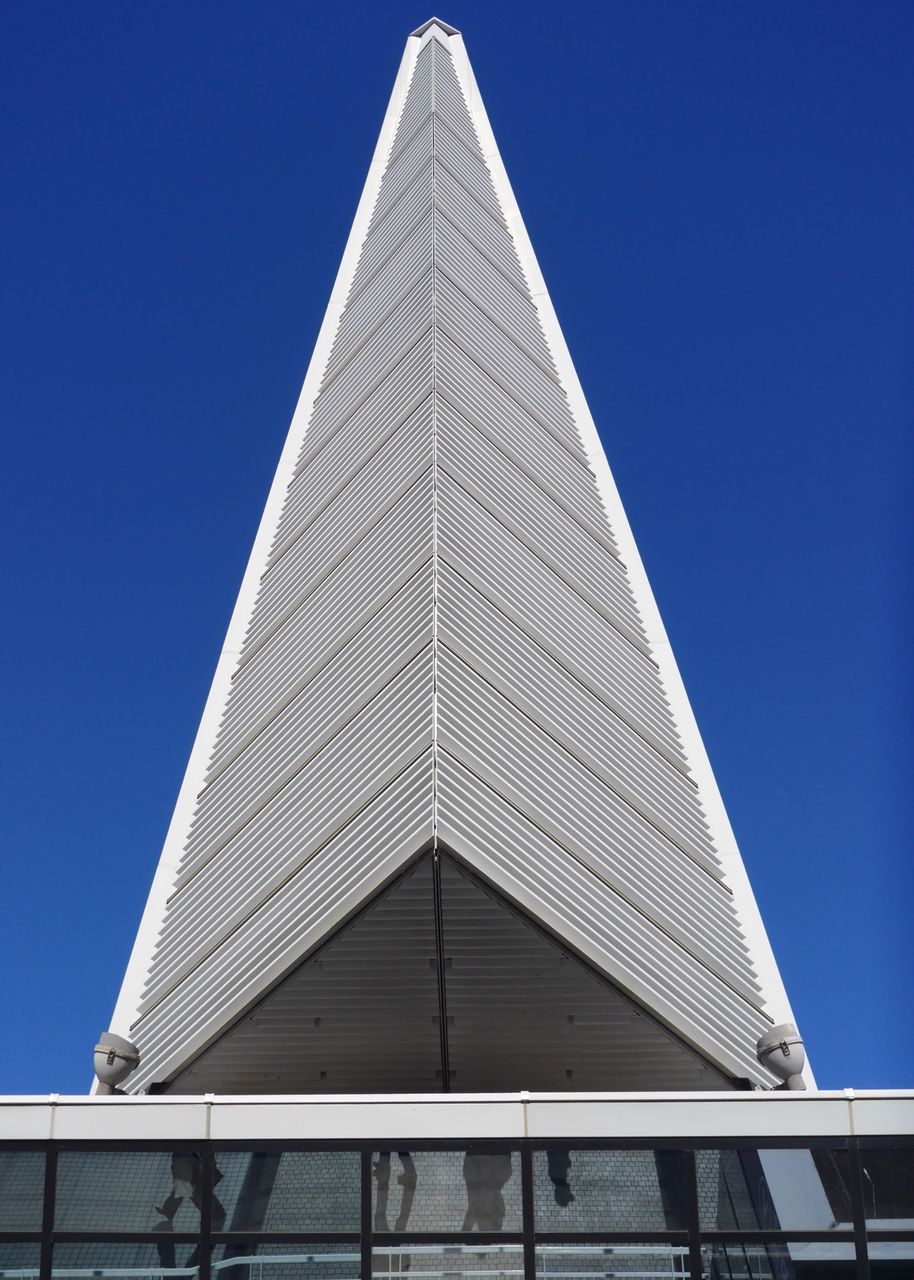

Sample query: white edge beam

[444,30,814,1088]
[101,32,425,1089]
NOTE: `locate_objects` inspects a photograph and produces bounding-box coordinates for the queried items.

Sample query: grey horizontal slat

[310,272,433,438]
[435,214,555,373]
[278,335,434,549]
[210,473,433,770]
[434,116,502,218]
[436,399,645,645]
[323,212,434,385]
[434,162,527,292]
[435,332,611,538]
[349,162,434,299]
[437,471,685,763]
[437,561,717,865]
[435,272,580,451]
[131,749,436,1084]
[432,42,479,152]
[190,566,434,861]
[370,118,434,230]
[436,647,759,996]
[385,44,433,164]
[435,752,770,1065]
[248,399,432,646]
[146,652,436,1004]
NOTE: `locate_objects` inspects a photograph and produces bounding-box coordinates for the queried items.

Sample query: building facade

[110,16,802,1098]
[2,17,910,1280]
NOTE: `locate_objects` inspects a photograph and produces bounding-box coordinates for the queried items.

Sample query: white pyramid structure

[108,18,807,1094]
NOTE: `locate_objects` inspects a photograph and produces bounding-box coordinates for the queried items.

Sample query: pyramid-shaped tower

[108,19,806,1094]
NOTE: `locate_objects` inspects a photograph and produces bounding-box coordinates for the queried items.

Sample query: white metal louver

[108,17,809,1093]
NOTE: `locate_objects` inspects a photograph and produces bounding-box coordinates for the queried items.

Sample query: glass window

[858,1147,914,1225]
[533,1149,688,1231]
[52,1242,199,1280]
[696,1149,855,1232]
[0,1243,41,1279]
[373,1245,524,1280]
[214,1151,360,1232]
[868,1240,914,1274]
[371,1149,521,1233]
[537,1244,690,1279]
[700,1240,856,1280]
[0,1152,44,1230]
[55,1151,205,1232]
[212,1244,360,1280]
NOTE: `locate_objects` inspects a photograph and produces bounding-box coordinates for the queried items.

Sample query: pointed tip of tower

[410,16,460,38]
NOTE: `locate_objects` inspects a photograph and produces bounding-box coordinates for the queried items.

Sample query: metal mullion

[698,1231,858,1243]
[520,1143,535,1280]
[684,1150,702,1280]
[374,1234,523,1246]
[198,1143,213,1280]
[39,1145,56,1280]
[211,1235,361,1245]
[848,1141,871,1280]
[360,1150,372,1280]
[52,1234,199,1244]
[534,1233,689,1245]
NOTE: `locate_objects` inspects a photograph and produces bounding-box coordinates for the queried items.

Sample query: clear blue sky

[1,1,911,1094]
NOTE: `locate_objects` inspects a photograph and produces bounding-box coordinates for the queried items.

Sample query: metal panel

[276,338,434,551]
[129,750,436,1092]
[435,332,610,536]
[434,162,528,291]
[249,399,433,646]
[436,398,644,643]
[212,472,432,768]
[435,751,770,1082]
[436,563,715,864]
[436,470,686,762]
[436,647,759,996]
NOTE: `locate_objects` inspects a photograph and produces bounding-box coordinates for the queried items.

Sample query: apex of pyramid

[410,16,460,38]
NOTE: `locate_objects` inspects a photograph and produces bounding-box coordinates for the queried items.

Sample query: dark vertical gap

[198,1145,213,1280]
[848,1141,871,1280]
[39,1145,56,1280]
[684,1150,703,1280]
[521,1143,536,1280]
[432,850,451,1091]
[361,1148,373,1280]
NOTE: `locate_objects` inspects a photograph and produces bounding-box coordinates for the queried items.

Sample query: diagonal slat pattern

[119,21,787,1093]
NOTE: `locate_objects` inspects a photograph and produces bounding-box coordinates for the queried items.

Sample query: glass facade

[0,1138,910,1280]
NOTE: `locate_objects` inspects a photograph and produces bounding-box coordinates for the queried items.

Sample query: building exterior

[1,17,910,1280]
[109,15,802,1099]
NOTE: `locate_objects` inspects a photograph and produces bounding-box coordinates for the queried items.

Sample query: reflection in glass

[858,1147,914,1225]
[696,1149,854,1232]
[55,1151,206,1232]
[0,1152,45,1229]
[536,1244,689,1279]
[0,1243,41,1280]
[701,1240,856,1280]
[371,1150,521,1232]
[373,1245,523,1280]
[52,1243,199,1279]
[212,1244,360,1280]
[214,1151,360,1231]
[533,1149,687,1231]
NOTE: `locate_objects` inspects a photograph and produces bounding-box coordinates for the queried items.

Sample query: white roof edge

[442,30,815,1089]
[2,1092,911,1143]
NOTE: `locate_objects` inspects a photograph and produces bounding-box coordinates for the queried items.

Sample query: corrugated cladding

[126,24,775,1090]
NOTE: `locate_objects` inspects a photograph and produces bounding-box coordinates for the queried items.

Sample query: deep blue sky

[1,1,911,1094]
